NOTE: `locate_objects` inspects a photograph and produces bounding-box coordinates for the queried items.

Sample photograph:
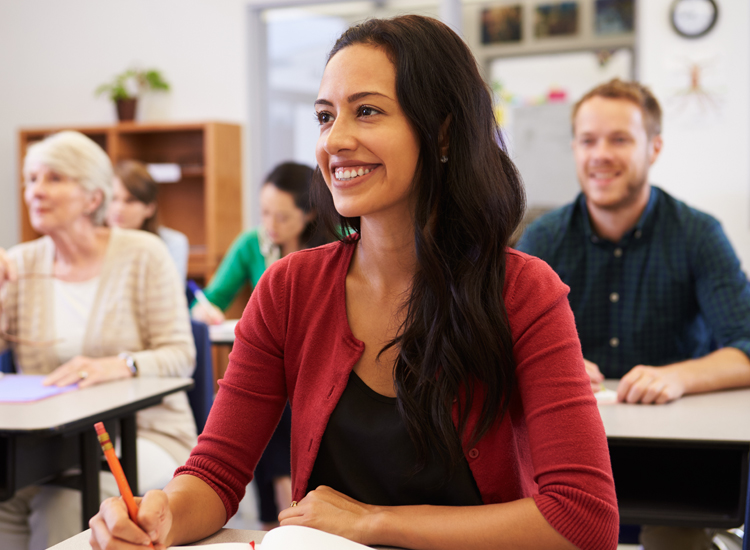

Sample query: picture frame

[481,5,523,45]
[535,2,579,38]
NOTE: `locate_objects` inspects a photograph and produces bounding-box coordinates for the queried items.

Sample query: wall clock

[670,0,718,38]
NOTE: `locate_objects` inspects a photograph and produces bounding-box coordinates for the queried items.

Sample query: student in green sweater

[191,162,331,325]
[191,161,332,528]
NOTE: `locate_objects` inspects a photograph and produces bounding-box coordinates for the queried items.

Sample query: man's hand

[583,358,604,393]
[617,365,685,404]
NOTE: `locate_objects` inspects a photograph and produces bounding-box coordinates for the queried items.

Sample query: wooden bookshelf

[18,122,244,289]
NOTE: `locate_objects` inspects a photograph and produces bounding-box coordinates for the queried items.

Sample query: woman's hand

[0,248,17,291]
[190,301,225,325]
[89,491,172,550]
[43,355,133,388]
[278,486,379,545]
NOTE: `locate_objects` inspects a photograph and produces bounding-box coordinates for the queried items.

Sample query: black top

[307,371,483,506]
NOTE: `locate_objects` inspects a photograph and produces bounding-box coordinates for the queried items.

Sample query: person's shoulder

[7,235,53,264]
[656,187,721,232]
[8,235,50,255]
[158,226,188,245]
[506,248,565,285]
[111,228,172,262]
[515,200,579,255]
[526,203,574,232]
[504,249,570,311]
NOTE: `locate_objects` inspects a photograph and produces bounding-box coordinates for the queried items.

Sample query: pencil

[94,422,155,549]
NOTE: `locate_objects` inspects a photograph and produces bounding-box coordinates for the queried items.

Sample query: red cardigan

[177,241,618,550]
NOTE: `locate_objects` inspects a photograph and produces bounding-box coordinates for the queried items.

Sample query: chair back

[0,349,15,374]
[187,319,214,434]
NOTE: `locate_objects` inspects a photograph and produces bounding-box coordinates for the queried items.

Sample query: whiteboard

[491,49,633,208]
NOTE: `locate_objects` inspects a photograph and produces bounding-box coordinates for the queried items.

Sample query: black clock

[670,0,718,38]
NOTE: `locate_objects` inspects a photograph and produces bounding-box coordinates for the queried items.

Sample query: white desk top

[0,377,192,433]
[209,319,238,344]
[598,380,750,443]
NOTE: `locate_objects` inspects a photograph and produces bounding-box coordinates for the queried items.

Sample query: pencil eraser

[94,422,106,435]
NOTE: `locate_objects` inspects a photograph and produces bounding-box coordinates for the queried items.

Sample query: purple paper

[0,374,78,403]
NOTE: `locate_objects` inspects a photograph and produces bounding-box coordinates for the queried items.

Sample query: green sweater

[202,228,279,311]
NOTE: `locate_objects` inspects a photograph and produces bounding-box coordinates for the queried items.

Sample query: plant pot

[115,98,137,122]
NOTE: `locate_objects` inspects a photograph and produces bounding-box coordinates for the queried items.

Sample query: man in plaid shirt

[517,79,750,407]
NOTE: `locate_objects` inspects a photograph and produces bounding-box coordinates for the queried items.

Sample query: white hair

[23,131,113,226]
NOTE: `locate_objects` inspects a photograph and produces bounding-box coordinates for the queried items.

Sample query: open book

[171,525,372,550]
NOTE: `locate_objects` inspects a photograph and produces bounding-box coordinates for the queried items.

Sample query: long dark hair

[115,160,159,234]
[264,162,333,249]
[312,15,526,469]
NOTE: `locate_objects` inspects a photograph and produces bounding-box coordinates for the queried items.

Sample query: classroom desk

[0,377,193,531]
[209,319,238,346]
[48,381,750,550]
[209,320,238,390]
[599,380,750,543]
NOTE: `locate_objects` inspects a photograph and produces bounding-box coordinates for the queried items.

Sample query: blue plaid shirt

[516,186,750,379]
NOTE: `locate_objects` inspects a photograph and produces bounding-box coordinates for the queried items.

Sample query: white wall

[638,0,750,270]
[2,0,749,272]
[0,0,248,249]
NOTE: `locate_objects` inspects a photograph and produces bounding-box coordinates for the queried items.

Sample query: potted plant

[95,68,170,122]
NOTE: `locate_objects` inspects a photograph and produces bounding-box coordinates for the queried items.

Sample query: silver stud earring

[440,155,448,163]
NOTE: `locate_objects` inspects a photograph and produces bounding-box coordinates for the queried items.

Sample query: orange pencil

[94,422,155,549]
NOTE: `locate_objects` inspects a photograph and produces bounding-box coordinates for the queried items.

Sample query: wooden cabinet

[17,122,243,284]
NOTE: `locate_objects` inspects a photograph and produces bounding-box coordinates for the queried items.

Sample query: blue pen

[187,280,213,309]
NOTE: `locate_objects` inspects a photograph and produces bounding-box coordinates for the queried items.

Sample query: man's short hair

[572,78,662,138]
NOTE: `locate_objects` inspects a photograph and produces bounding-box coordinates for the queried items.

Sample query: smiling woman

[90,15,619,550]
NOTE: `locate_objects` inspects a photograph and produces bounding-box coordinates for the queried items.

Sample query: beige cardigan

[1,228,197,463]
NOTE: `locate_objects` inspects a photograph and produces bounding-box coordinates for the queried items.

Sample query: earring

[440,155,448,164]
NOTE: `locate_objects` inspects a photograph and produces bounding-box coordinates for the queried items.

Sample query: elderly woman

[0,131,196,550]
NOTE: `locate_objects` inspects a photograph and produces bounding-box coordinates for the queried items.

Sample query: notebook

[170,525,372,549]
[0,374,77,403]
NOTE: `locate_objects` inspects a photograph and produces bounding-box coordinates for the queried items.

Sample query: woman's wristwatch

[118,352,138,376]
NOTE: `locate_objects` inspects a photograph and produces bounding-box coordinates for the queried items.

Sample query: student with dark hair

[90,15,617,550]
[190,161,329,325]
[107,160,190,281]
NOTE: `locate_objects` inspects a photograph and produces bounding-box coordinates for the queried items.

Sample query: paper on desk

[171,525,372,550]
[0,374,77,402]
[595,387,618,405]
[209,319,239,342]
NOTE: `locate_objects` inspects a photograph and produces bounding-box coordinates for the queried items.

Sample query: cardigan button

[468,448,479,459]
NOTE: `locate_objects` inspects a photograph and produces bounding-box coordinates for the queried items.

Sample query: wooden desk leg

[120,414,138,494]
[80,429,100,531]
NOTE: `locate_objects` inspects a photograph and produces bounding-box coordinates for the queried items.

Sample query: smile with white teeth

[334,166,373,181]
[590,171,619,179]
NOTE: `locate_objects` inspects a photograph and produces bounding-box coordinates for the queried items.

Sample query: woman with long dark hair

[89,15,617,550]
[190,161,329,325]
